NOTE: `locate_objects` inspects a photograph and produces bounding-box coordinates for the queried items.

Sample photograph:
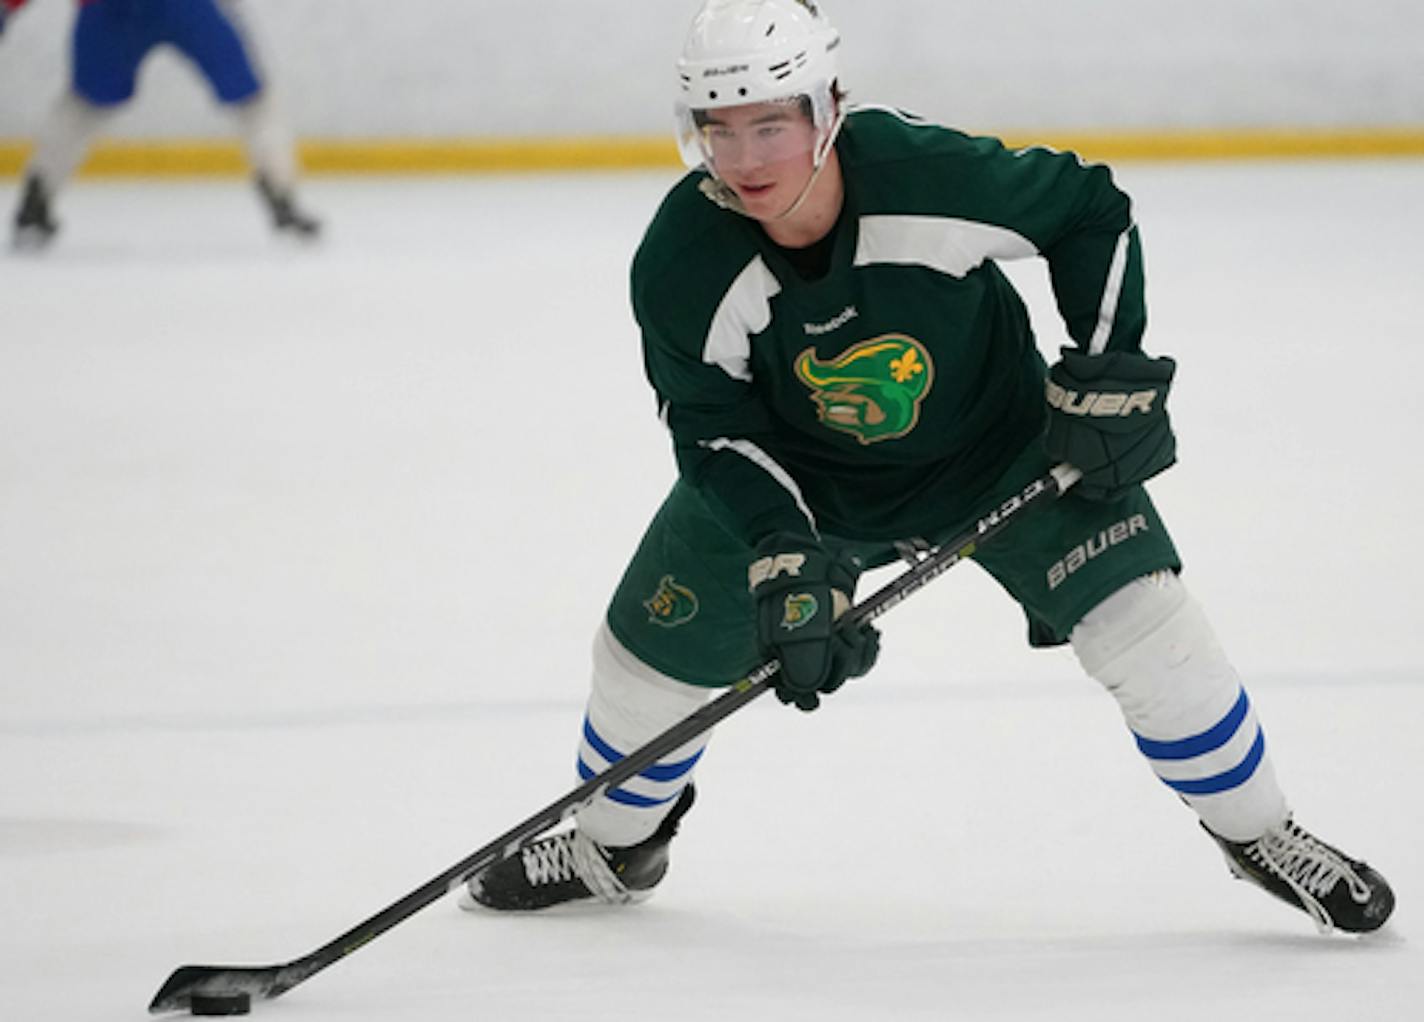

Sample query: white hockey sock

[574,623,712,848]
[1071,572,1288,842]
[26,91,113,191]
[233,91,299,193]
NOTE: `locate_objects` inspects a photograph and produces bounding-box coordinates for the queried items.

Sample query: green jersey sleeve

[985,139,1146,355]
[632,186,821,546]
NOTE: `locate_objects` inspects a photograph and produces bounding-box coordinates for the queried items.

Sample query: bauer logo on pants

[644,575,700,627]
[1047,514,1150,590]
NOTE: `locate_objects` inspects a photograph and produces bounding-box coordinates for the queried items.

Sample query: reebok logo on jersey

[1047,515,1150,590]
[1045,380,1159,417]
[804,305,858,335]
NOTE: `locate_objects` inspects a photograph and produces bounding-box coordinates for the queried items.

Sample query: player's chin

[733,182,785,217]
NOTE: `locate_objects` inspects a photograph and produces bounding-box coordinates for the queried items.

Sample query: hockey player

[464,0,1395,935]
[4,0,320,247]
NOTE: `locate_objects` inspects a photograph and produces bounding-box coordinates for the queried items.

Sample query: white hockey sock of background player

[461,0,1393,935]
[5,0,319,245]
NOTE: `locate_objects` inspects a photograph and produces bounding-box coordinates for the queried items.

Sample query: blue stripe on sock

[576,758,681,807]
[1159,726,1266,795]
[581,716,705,781]
[1133,688,1250,761]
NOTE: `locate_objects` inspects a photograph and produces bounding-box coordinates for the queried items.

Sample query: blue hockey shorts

[73,0,263,107]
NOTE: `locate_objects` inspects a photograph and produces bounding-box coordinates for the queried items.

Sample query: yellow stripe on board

[0,137,684,177]
[1008,129,1424,162]
[1,130,1422,177]
[301,138,683,174]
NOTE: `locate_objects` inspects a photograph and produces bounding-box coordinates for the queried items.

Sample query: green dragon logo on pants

[794,334,934,444]
[644,574,700,628]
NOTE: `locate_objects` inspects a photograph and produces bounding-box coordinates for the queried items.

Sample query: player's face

[699,102,819,220]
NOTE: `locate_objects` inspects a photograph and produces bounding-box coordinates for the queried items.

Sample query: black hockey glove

[1043,348,1177,501]
[749,534,880,712]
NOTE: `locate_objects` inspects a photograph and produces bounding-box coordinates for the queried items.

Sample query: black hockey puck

[189,992,251,1016]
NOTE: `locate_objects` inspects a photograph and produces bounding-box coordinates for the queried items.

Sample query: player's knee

[589,622,710,736]
[1069,569,1232,702]
[1072,574,1286,840]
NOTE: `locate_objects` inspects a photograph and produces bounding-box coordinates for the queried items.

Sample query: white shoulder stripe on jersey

[704,255,781,382]
[1087,226,1134,355]
[855,215,1038,279]
[699,437,819,537]
[847,103,933,127]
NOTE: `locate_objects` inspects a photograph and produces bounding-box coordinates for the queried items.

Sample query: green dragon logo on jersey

[644,574,700,628]
[780,592,820,631]
[794,334,933,444]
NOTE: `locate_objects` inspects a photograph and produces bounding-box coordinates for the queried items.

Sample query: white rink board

[0,1,1422,138]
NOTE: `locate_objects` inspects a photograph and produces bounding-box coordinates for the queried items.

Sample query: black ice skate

[12,174,59,249]
[1205,817,1394,934]
[461,785,695,911]
[255,174,321,239]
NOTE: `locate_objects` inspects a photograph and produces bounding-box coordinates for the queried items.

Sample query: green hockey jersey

[631,106,1146,545]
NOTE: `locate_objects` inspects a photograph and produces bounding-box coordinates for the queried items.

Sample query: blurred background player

[460,0,1395,937]
[3,0,320,247]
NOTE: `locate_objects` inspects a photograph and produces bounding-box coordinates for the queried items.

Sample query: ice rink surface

[2,161,1422,1020]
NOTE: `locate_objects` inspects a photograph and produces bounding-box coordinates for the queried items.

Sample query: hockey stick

[148,463,1081,1015]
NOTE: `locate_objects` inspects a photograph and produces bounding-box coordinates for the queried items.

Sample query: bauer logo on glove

[748,551,808,589]
[1045,379,1161,418]
[1042,348,1177,502]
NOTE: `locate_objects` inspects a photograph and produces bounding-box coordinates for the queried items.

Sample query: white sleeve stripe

[703,255,780,382]
[700,437,819,537]
[1087,227,1134,355]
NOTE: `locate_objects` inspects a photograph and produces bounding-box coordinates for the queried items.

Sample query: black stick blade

[148,964,288,1015]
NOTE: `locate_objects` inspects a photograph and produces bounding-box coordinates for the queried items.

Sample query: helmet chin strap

[768,106,847,223]
[697,106,847,224]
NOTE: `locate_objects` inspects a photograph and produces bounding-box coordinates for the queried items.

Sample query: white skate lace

[519,831,633,905]
[1250,821,1372,934]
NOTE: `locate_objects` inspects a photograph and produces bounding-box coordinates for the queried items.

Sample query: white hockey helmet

[675,0,843,172]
